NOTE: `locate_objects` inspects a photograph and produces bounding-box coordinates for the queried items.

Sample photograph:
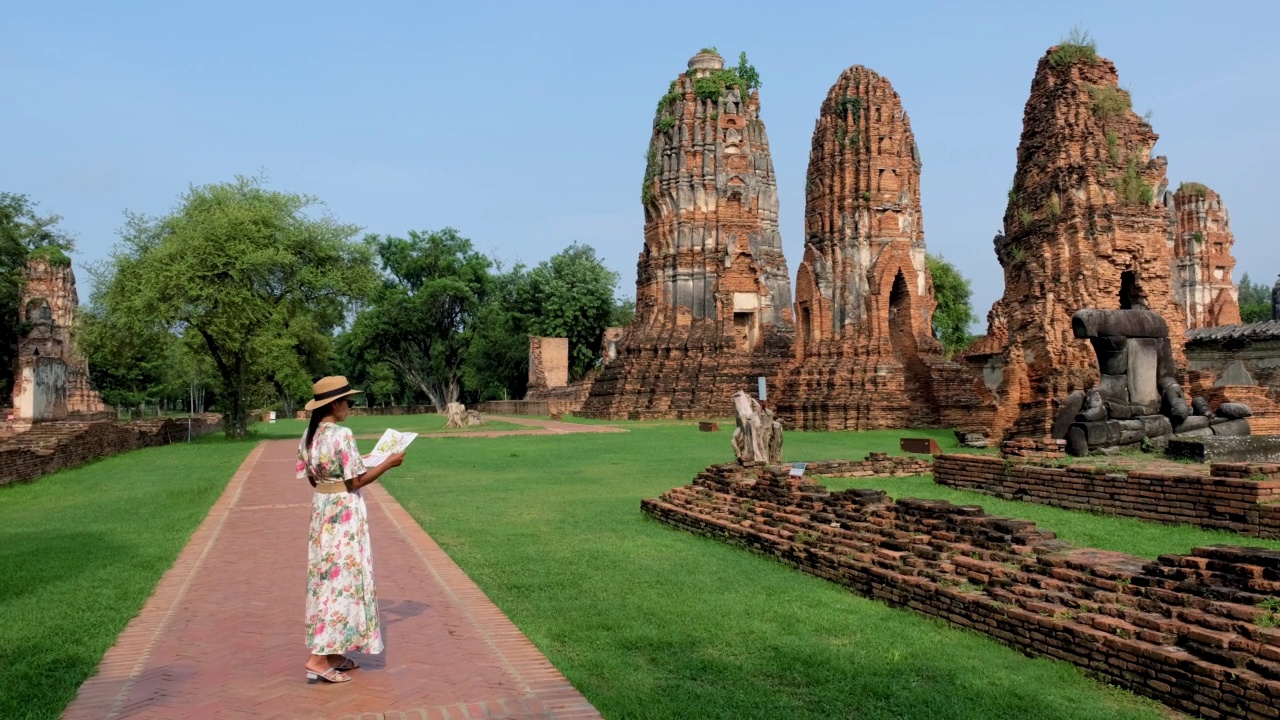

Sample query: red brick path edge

[62,440,601,720]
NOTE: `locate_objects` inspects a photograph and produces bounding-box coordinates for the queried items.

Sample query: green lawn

[250,412,523,440]
[0,439,254,720]
[382,423,1172,719]
[821,474,1280,559]
[10,419,1256,719]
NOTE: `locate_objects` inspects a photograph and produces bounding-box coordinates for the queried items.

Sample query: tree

[0,193,76,399]
[462,262,531,402]
[736,52,761,91]
[927,254,977,357]
[349,228,492,412]
[517,243,619,380]
[77,303,178,410]
[333,312,418,408]
[1238,273,1273,324]
[91,176,377,436]
[611,296,636,327]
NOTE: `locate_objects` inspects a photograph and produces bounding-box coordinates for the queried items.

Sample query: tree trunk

[444,402,467,429]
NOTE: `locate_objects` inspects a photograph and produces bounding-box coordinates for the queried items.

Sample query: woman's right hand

[385,452,406,469]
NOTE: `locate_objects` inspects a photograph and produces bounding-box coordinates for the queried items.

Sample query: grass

[10,419,1248,719]
[382,423,1168,719]
[248,412,523,440]
[0,438,254,720]
[820,475,1280,560]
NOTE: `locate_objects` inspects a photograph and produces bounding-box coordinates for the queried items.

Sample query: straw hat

[304,376,363,412]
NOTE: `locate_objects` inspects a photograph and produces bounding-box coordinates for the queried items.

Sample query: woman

[295,376,405,684]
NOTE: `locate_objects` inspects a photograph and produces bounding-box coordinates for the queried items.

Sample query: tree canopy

[89,176,376,436]
[517,243,619,381]
[342,228,493,412]
[927,254,977,356]
[1238,272,1274,324]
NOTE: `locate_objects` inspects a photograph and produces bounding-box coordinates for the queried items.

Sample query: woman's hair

[301,400,337,467]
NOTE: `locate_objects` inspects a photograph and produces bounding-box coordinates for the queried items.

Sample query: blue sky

[4,1,1278,324]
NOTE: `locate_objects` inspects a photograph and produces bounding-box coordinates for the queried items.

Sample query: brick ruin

[527,336,569,391]
[935,453,1280,538]
[1168,183,1242,329]
[11,258,108,423]
[959,45,1186,441]
[587,45,1264,440]
[1,415,222,486]
[774,67,959,430]
[646,463,1280,719]
[580,51,793,419]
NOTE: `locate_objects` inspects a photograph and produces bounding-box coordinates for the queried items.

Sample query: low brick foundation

[935,454,1280,538]
[524,378,594,414]
[643,463,1280,719]
[0,415,222,487]
[782,454,933,479]
[1001,436,1068,459]
[476,400,556,416]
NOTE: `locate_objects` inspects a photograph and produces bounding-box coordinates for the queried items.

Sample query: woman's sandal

[305,666,350,683]
[335,658,359,672]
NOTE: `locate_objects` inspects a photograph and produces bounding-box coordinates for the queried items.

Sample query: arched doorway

[887,268,939,424]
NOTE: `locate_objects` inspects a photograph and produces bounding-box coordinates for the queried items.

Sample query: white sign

[758,376,767,402]
[789,462,807,478]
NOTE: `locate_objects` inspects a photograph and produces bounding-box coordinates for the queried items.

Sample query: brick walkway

[62,440,601,720]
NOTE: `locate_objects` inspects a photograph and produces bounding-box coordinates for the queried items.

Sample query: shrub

[1115,156,1154,206]
[1105,130,1120,165]
[641,145,660,206]
[736,52,761,91]
[28,245,72,266]
[834,95,863,125]
[1178,181,1209,197]
[1047,26,1099,68]
[1046,194,1061,220]
[1088,84,1132,119]
[694,68,746,101]
[655,80,682,118]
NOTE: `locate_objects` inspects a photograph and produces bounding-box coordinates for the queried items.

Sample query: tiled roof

[1185,320,1280,345]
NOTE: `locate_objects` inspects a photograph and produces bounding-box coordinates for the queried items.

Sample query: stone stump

[731,390,783,464]
[445,402,467,429]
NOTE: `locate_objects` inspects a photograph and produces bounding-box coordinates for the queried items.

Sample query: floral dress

[296,422,384,656]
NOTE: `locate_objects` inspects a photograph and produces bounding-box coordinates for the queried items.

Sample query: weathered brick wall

[528,336,569,390]
[1170,184,1241,329]
[14,259,108,416]
[478,400,556,416]
[580,50,794,421]
[778,66,947,432]
[0,415,222,487]
[645,465,1280,720]
[934,454,1280,538]
[969,46,1185,441]
[1186,335,1280,435]
[524,379,593,414]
